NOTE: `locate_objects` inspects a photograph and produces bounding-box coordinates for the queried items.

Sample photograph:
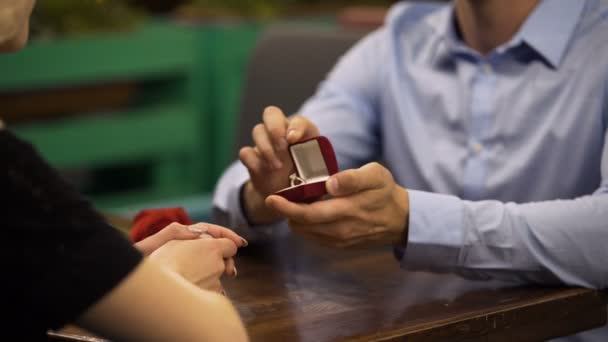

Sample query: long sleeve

[400,127,608,289]
[1,130,143,338]
[211,162,285,241]
[213,1,608,293]
[297,28,386,172]
[212,28,388,235]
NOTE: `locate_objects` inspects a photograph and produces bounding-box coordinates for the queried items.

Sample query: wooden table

[51,234,606,341]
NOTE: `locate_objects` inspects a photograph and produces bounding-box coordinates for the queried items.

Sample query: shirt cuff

[212,162,288,240]
[398,190,465,272]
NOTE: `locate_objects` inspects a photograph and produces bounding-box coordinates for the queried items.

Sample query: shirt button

[481,63,493,74]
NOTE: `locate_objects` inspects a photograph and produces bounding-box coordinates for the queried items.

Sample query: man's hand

[239,106,320,225]
[265,162,410,248]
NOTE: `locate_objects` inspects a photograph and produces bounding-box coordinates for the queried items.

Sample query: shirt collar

[514,0,586,68]
[424,0,587,68]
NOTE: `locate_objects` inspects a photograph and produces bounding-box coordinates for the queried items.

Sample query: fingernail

[188,224,207,234]
[233,267,238,278]
[327,177,339,193]
[287,130,296,140]
[276,138,288,151]
[241,238,249,247]
[199,233,212,239]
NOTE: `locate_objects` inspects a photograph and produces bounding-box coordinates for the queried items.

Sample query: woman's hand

[135,223,247,292]
[149,232,242,293]
[134,222,202,256]
[134,222,248,256]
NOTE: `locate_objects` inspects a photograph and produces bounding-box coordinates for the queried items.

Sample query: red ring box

[274,136,339,203]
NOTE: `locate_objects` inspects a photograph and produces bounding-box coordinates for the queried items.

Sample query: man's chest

[379,59,606,200]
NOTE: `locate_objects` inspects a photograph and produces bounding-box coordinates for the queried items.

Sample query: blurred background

[0,0,427,222]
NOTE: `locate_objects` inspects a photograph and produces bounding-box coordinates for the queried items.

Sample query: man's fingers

[286,115,320,144]
[289,220,388,249]
[239,146,265,175]
[263,106,289,152]
[199,223,248,247]
[327,162,388,197]
[288,224,337,247]
[288,221,359,248]
[265,195,351,224]
[252,123,282,169]
[289,220,338,238]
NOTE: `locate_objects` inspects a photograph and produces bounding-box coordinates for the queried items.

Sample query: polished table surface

[51,233,606,341]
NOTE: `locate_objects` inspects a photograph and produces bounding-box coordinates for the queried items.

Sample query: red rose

[130,207,193,242]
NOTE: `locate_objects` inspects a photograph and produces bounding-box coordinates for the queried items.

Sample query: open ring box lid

[275,136,339,203]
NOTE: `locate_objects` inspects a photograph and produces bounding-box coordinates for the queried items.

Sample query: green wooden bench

[0,18,332,221]
[0,21,211,212]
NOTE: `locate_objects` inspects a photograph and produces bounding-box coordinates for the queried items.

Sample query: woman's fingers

[211,238,239,259]
[134,223,200,256]
[225,257,237,278]
[194,223,248,248]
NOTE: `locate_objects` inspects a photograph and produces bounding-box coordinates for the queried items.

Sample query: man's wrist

[393,186,410,249]
[239,182,260,226]
[240,181,282,226]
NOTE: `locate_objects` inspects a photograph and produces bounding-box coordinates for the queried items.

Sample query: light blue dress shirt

[214,0,608,339]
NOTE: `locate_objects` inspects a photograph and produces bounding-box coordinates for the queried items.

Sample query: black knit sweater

[0,129,142,340]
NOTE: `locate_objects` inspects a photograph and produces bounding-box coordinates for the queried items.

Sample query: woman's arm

[77,258,249,342]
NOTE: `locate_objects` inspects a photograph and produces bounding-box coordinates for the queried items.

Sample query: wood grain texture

[50,234,606,341]
[223,235,606,342]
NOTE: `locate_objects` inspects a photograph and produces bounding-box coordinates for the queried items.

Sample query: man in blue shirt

[214,0,608,339]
